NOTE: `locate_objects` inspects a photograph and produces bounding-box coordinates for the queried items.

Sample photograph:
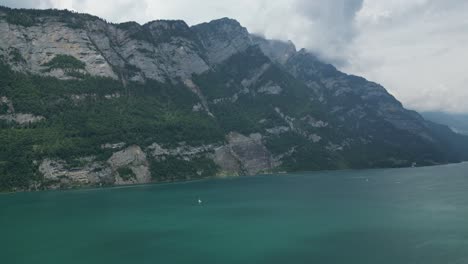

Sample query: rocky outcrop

[107,145,152,185]
[37,145,151,188]
[212,146,242,176]
[301,116,328,128]
[252,35,297,64]
[148,137,276,177]
[38,158,113,189]
[192,18,252,64]
[183,132,278,176]
[148,142,218,161]
[266,126,291,135]
[95,20,210,82]
[0,96,13,112]
[0,113,45,124]
[224,132,274,175]
[101,142,126,150]
[34,137,277,189]
[258,83,283,95]
[0,96,45,124]
[0,14,212,83]
[0,20,117,80]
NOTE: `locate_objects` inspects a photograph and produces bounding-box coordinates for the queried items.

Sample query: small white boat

[198,198,202,205]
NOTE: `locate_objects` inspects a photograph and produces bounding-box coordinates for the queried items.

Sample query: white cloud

[346,0,468,113]
[1,0,467,113]
[0,0,54,9]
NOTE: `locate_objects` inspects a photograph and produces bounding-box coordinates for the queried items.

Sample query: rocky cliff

[1,6,467,191]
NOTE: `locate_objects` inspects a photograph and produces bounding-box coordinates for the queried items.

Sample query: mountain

[422,112,468,135]
[1,7,467,191]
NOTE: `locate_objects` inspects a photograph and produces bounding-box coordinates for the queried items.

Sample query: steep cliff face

[0,7,467,191]
[0,12,117,80]
[0,8,215,84]
[101,20,210,82]
[192,18,252,64]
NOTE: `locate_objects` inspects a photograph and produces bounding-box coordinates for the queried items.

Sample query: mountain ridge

[422,112,468,136]
[0,6,467,191]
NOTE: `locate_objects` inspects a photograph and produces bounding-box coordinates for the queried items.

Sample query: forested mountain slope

[1,7,467,191]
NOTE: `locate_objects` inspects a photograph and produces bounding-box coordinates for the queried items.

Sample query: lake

[1,163,468,264]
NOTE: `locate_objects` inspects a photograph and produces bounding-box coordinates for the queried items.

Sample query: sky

[1,0,467,113]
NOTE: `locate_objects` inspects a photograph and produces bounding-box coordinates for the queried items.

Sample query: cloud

[0,0,54,9]
[346,0,468,113]
[0,0,467,113]
[69,0,148,23]
[291,0,364,66]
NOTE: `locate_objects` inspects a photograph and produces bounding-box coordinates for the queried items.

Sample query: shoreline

[1,161,467,195]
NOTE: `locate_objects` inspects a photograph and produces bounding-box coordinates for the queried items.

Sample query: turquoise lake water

[1,163,468,264]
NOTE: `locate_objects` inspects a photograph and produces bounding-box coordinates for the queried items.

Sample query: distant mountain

[1,6,467,191]
[422,112,468,135]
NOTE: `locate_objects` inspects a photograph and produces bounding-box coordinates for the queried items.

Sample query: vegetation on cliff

[0,62,222,191]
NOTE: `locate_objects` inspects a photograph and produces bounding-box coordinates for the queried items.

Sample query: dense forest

[0,62,223,191]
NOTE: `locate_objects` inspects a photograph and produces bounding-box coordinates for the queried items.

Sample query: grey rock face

[0,12,296,91]
[308,134,322,143]
[101,142,126,150]
[39,158,113,189]
[266,126,291,135]
[274,107,324,144]
[0,96,10,105]
[0,20,117,79]
[212,146,242,176]
[148,142,218,161]
[0,15,211,83]
[37,146,152,189]
[36,137,276,189]
[225,132,273,175]
[241,63,271,87]
[252,35,297,64]
[0,113,45,124]
[39,159,67,181]
[301,116,328,128]
[147,137,276,177]
[202,133,277,176]
[0,96,45,124]
[85,19,211,83]
[107,145,152,185]
[275,107,296,130]
[192,18,252,64]
[258,83,283,95]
